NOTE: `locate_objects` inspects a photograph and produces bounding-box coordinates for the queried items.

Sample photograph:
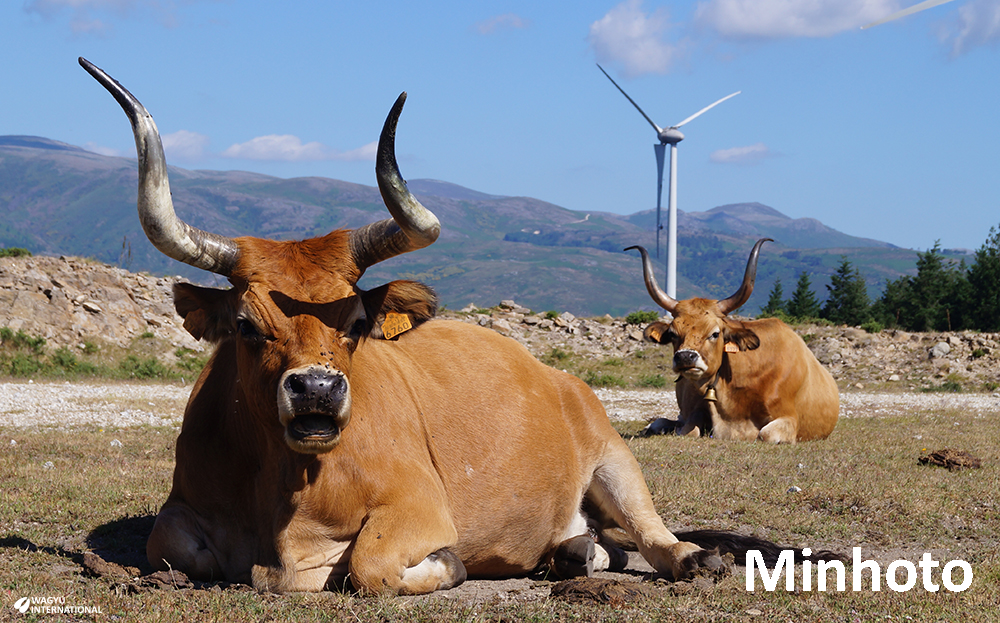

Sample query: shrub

[0,248,32,258]
[119,355,168,379]
[638,375,667,388]
[583,371,627,388]
[861,320,884,334]
[625,310,660,325]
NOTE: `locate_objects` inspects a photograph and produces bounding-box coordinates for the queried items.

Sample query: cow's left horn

[79,58,240,276]
[349,93,441,274]
[625,245,678,314]
[717,238,772,315]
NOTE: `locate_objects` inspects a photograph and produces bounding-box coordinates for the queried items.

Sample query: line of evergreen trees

[760,223,1000,333]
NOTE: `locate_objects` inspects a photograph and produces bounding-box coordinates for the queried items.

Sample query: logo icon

[13,597,30,613]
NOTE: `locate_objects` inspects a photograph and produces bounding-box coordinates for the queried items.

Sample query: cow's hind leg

[587,439,725,580]
[348,504,466,595]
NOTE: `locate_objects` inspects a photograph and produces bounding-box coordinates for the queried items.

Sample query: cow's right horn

[79,58,240,276]
[717,238,772,315]
[349,93,441,275]
[625,245,678,315]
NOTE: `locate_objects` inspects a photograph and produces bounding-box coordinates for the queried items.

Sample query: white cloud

[710,142,774,164]
[24,0,219,33]
[942,0,1000,56]
[475,13,530,35]
[161,130,209,161]
[221,135,377,162]
[695,0,902,39]
[588,0,683,77]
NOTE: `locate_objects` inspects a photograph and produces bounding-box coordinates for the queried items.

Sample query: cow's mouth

[675,366,706,379]
[284,413,343,453]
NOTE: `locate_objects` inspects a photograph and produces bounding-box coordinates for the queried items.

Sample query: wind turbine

[862,0,958,28]
[598,64,739,299]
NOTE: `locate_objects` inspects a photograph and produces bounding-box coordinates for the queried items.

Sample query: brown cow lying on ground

[628,241,839,443]
[81,57,835,594]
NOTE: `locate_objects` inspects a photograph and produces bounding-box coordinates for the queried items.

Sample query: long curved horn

[625,245,678,314]
[79,58,240,276]
[349,92,440,274]
[717,238,772,314]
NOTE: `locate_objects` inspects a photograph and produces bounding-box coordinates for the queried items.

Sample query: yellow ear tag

[382,312,413,340]
[724,342,739,353]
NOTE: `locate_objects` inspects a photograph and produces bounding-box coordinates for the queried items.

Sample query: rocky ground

[3,253,1000,392]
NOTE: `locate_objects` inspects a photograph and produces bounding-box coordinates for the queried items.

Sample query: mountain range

[1,135,922,316]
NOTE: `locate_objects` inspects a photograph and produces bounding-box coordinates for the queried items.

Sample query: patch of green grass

[921,375,964,393]
[0,326,208,381]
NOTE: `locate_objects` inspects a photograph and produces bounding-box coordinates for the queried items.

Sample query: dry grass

[1,399,999,622]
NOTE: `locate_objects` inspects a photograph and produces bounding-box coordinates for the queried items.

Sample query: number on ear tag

[382,312,413,340]
[724,342,739,353]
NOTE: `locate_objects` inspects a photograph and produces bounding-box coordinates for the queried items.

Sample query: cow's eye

[709,330,721,341]
[237,318,262,341]
[348,318,367,339]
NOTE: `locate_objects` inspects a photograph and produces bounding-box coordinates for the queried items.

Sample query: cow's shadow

[85,514,157,575]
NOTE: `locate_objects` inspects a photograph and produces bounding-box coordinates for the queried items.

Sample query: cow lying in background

[82,57,836,595]
[627,240,839,443]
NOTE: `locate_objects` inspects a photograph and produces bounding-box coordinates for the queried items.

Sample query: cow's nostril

[286,374,307,396]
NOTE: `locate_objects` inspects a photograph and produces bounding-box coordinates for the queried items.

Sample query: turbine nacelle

[658,128,684,145]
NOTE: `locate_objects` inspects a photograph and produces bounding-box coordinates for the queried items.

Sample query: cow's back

[736,319,839,441]
[345,319,615,575]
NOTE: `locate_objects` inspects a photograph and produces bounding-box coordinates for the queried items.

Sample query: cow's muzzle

[277,366,352,454]
[673,349,708,379]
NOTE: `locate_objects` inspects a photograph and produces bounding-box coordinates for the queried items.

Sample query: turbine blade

[673,91,741,129]
[596,64,662,134]
[861,0,957,29]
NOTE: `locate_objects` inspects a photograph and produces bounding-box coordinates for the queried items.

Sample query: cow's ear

[643,321,673,344]
[361,280,438,340]
[722,318,761,352]
[173,283,237,342]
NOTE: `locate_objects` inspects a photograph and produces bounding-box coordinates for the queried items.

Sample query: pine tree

[822,258,871,326]
[875,241,963,331]
[964,225,1000,332]
[787,272,821,320]
[760,278,786,317]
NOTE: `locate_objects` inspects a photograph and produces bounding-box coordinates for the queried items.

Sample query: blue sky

[2,0,998,252]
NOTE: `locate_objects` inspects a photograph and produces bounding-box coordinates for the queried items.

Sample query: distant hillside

[0,135,920,316]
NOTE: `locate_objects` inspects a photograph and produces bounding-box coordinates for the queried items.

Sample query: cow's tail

[600,528,845,566]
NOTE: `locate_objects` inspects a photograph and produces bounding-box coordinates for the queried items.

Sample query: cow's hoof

[670,544,730,581]
[553,535,595,578]
[427,548,467,590]
[607,544,629,572]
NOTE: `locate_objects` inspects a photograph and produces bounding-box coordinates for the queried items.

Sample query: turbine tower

[862,0,958,28]
[598,64,739,299]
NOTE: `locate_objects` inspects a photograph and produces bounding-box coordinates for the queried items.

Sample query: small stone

[110,439,123,448]
[929,342,951,359]
[82,301,102,313]
[43,461,54,470]
[787,486,801,494]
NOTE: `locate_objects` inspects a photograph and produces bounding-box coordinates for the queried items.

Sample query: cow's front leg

[758,416,798,443]
[147,503,225,582]
[348,505,466,595]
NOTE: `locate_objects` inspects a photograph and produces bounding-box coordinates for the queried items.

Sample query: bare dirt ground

[3,380,997,605]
